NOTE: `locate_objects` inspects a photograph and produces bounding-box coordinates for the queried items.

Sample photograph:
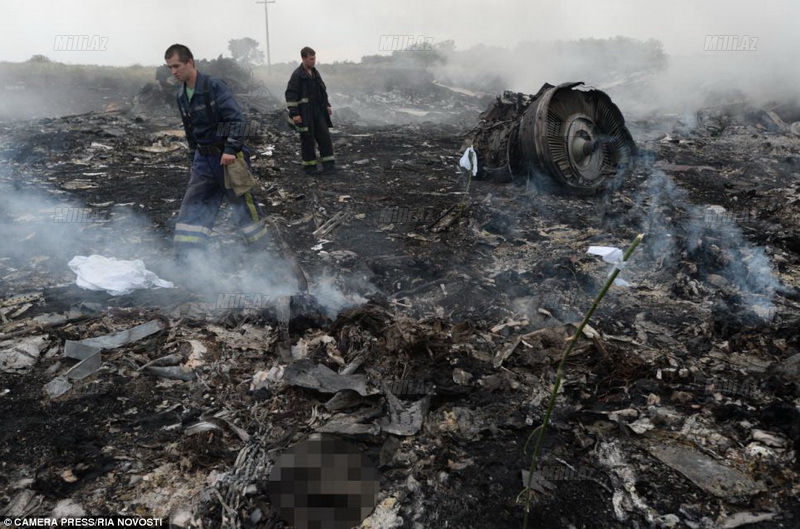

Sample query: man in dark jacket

[164,44,267,257]
[285,47,336,174]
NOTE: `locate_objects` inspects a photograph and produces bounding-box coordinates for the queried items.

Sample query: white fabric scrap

[587,246,630,287]
[459,146,478,176]
[68,255,174,296]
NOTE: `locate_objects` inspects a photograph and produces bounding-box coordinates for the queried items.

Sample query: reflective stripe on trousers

[299,106,334,165]
[174,149,266,249]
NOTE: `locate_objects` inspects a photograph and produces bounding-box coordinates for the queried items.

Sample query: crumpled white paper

[459,146,477,176]
[68,255,174,296]
[587,246,630,287]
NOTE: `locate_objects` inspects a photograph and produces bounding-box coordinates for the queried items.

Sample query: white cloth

[459,146,477,176]
[587,246,630,287]
[68,255,174,296]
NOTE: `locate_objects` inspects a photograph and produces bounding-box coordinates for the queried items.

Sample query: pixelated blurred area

[267,435,380,529]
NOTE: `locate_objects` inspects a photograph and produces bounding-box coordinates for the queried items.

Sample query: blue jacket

[177,71,245,155]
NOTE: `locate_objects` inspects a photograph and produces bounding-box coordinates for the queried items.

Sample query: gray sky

[0,0,796,66]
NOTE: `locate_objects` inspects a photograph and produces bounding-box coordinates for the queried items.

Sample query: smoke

[0,185,113,274]
[424,36,799,123]
[273,32,799,129]
[629,166,784,320]
[635,165,685,264]
[0,61,149,120]
[309,273,372,319]
[610,51,800,120]
[0,180,368,318]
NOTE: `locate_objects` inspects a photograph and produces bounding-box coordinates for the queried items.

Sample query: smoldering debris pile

[329,81,490,127]
[1,81,800,529]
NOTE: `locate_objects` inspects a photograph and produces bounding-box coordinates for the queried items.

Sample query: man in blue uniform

[164,44,268,258]
[285,47,336,174]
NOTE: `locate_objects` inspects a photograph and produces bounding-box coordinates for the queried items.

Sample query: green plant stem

[522,233,644,529]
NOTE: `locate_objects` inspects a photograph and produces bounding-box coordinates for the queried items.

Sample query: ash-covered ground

[1,64,800,529]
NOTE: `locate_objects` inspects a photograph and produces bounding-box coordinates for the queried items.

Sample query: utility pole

[256,0,275,74]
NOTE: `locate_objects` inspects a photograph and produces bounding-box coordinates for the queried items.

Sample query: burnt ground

[1,87,800,529]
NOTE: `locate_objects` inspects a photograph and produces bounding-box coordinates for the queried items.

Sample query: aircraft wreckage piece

[470,82,636,193]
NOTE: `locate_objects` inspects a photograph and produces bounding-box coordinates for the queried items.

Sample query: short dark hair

[165,44,193,63]
[301,47,315,58]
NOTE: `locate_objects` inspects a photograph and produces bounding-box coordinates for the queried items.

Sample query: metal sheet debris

[64,319,166,357]
[0,335,48,372]
[647,443,765,501]
[281,359,370,396]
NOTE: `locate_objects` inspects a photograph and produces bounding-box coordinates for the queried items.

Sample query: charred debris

[1,68,800,529]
